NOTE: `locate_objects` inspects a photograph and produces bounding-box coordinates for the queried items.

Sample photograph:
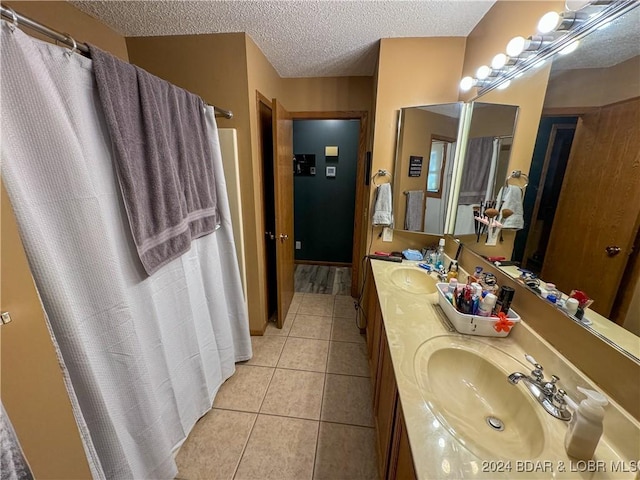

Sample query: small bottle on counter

[492,286,515,316]
[447,261,459,282]
[469,266,483,284]
[545,283,559,304]
[435,238,445,269]
[478,293,497,317]
[564,298,579,317]
[564,387,608,460]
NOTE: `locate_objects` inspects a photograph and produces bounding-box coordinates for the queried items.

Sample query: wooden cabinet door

[388,404,418,480]
[374,323,398,478]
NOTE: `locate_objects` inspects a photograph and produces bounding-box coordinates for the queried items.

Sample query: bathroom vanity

[364,259,639,480]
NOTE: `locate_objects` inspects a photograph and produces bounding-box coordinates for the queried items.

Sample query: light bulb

[460,76,475,92]
[491,53,508,70]
[559,40,580,55]
[497,80,511,90]
[506,36,527,57]
[476,65,491,80]
[538,11,560,33]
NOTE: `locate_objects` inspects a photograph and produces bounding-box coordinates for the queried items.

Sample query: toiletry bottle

[565,298,579,317]
[435,238,445,269]
[469,266,483,284]
[493,286,515,316]
[564,387,608,460]
[478,293,497,317]
[545,283,559,304]
[447,261,459,281]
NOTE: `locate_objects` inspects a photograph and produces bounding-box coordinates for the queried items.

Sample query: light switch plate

[382,227,393,242]
[295,241,301,250]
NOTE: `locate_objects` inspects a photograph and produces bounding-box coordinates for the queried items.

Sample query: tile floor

[175,292,379,480]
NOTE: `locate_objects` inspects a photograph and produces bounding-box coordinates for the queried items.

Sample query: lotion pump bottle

[564,387,608,460]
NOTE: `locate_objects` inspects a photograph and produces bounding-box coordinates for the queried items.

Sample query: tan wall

[370,37,467,253]
[5,1,128,60]
[545,55,640,109]
[395,109,458,228]
[1,2,128,477]
[468,103,518,138]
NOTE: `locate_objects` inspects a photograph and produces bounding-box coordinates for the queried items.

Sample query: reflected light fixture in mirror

[459,1,639,96]
[460,5,640,362]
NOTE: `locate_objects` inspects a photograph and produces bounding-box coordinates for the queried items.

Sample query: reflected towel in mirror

[372,183,394,227]
[404,190,424,231]
[496,185,524,230]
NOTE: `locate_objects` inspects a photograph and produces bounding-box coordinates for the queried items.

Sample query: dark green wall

[293,119,360,263]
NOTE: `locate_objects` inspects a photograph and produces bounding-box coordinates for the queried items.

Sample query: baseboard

[295,260,352,267]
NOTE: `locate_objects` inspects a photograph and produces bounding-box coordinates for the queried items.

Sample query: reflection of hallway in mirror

[514,117,577,275]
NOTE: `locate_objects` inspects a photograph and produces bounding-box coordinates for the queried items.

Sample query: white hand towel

[372,183,394,227]
[497,185,524,230]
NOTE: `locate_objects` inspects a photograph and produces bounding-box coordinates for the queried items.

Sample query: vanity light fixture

[559,40,580,55]
[459,0,638,97]
[538,11,590,34]
[496,80,511,90]
[476,65,492,80]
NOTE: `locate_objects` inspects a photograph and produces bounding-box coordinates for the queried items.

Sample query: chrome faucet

[507,354,572,421]
[433,265,448,282]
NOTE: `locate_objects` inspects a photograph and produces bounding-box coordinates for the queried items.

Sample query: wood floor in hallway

[294,264,351,295]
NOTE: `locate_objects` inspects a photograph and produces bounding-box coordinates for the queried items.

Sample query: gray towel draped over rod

[0,5,234,120]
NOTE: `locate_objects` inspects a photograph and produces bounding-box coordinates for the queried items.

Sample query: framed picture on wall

[409,156,423,177]
[326,166,336,178]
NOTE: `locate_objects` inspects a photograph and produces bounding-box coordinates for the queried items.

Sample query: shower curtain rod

[0,5,234,120]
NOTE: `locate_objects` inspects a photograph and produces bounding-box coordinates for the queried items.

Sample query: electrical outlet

[295,241,302,250]
[382,227,393,242]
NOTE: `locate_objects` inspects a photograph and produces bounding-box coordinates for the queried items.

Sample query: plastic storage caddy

[436,283,521,337]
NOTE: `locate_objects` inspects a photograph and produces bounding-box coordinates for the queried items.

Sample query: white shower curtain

[0,23,251,480]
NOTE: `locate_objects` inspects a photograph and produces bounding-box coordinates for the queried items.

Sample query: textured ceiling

[71,0,496,77]
[551,6,640,72]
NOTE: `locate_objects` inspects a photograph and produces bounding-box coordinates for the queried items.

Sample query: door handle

[265,231,275,240]
[279,233,289,242]
[605,245,621,257]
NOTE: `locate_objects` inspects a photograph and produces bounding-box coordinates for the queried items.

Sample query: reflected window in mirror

[427,136,455,197]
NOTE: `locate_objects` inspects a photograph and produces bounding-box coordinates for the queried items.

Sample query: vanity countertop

[370,259,639,479]
[497,265,640,361]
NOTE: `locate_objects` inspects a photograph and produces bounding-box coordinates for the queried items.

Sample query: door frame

[290,111,369,298]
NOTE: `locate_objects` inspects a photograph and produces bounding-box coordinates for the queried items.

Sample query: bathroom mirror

[393,103,464,235]
[458,6,640,362]
[452,102,519,238]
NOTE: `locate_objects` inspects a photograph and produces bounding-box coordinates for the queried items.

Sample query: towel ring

[506,170,529,189]
[63,33,77,57]
[6,7,18,32]
[372,169,392,186]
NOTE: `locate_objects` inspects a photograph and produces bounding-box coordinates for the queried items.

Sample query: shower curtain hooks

[63,33,77,57]
[6,7,18,32]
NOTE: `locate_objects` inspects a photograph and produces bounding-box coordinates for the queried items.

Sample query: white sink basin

[414,336,545,460]
[389,267,437,294]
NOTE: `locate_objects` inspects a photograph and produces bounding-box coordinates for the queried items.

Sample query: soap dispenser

[564,387,608,460]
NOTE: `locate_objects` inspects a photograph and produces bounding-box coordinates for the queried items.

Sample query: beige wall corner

[369,37,467,253]
[5,1,129,60]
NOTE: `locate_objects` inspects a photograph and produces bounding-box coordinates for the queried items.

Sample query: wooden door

[272,99,294,327]
[542,98,640,317]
